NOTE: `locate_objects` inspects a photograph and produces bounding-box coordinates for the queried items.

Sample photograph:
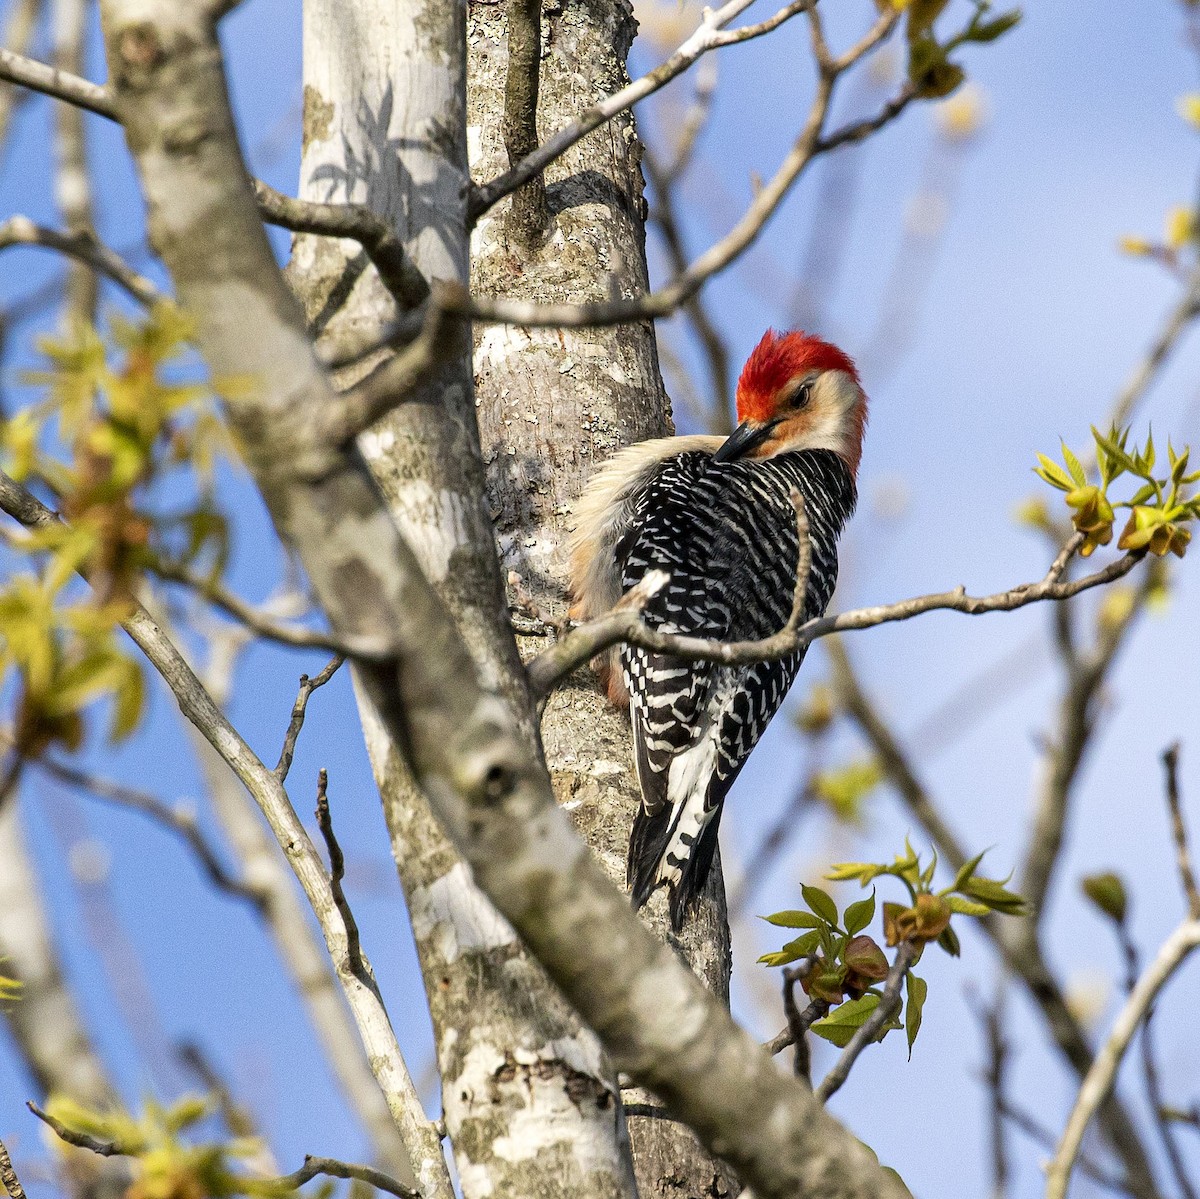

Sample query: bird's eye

[790,380,813,410]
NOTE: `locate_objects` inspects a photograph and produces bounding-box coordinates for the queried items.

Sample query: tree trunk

[465,0,736,1194]
[288,1,637,1195]
[0,800,131,1199]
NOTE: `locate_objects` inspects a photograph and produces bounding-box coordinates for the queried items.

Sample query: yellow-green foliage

[43,1096,296,1199]
[0,307,233,757]
[758,843,1026,1054]
[895,0,1022,100]
[1035,426,1200,559]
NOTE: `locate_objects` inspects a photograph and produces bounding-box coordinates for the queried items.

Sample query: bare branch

[275,657,345,782]
[1162,743,1200,919]
[502,0,548,244]
[0,215,161,306]
[1047,918,1200,1199]
[1019,569,1151,922]
[269,1156,419,1199]
[815,940,918,1104]
[252,180,429,311]
[644,144,733,433]
[529,537,1143,697]
[1110,262,1200,432]
[0,46,115,118]
[26,750,268,910]
[781,959,824,1083]
[328,297,458,444]
[0,1137,27,1199]
[29,1101,124,1156]
[145,555,359,655]
[314,769,367,984]
[468,0,817,222]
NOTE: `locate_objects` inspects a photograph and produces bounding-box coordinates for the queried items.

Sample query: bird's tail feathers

[666,809,723,932]
[628,803,673,906]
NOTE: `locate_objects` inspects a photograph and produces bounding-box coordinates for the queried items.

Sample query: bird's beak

[714,419,776,463]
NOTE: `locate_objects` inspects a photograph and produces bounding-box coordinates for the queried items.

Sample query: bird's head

[714,329,868,476]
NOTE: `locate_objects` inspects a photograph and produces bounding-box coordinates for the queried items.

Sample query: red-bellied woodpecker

[569,330,867,930]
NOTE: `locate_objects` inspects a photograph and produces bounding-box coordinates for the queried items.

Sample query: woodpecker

[569,329,866,930]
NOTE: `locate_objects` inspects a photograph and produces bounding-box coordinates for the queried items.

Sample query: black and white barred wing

[616,450,851,927]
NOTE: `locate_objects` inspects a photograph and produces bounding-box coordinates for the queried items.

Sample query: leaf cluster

[896,0,1021,100]
[759,843,1026,1055]
[1036,426,1199,559]
[0,308,234,756]
[43,1096,304,1199]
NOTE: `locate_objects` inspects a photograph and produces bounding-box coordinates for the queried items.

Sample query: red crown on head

[735,329,860,424]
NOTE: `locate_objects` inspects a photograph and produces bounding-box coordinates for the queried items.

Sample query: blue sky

[2,1,1200,1197]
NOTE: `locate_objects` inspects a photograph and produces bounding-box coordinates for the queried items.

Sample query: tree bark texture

[465,1,735,1194]
[289,1,637,1195]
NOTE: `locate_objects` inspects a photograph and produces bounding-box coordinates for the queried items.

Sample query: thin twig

[469,0,817,222]
[145,554,358,655]
[270,1156,419,1199]
[815,940,918,1104]
[528,535,1141,698]
[993,1097,1129,1193]
[177,1041,260,1140]
[252,181,429,311]
[781,958,821,1082]
[0,1137,27,1199]
[1162,743,1200,918]
[0,46,115,117]
[0,215,160,306]
[275,657,344,782]
[315,770,368,984]
[1046,919,1200,1199]
[966,985,1010,1199]
[26,750,268,910]
[28,1101,124,1156]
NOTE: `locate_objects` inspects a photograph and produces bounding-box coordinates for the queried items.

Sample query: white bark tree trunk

[289,2,638,1195]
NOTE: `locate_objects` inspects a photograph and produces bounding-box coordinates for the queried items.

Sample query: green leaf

[961,875,1027,915]
[965,8,1021,42]
[950,849,988,895]
[1081,871,1127,924]
[757,929,823,966]
[944,893,991,916]
[1035,454,1074,491]
[810,994,882,1048]
[844,891,877,936]
[761,909,822,929]
[1128,481,1158,507]
[905,972,928,1059]
[937,924,961,956]
[1061,440,1087,487]
[826,861,887,885]
[802,884,839,928]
